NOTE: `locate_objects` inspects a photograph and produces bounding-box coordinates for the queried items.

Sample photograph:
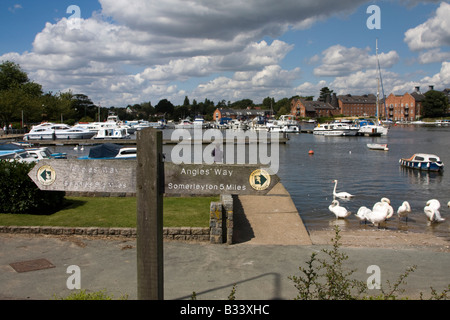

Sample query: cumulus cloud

[313,45,399,77]
[404,2,450,53]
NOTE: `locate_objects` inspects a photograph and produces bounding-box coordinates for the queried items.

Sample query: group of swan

[328,180,448,226]
[330,198,448,226]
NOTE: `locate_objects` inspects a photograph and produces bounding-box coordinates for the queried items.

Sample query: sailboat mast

[376,39,380,122]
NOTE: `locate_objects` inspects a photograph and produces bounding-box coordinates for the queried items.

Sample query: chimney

[428,85,434,91]
[415,86,420,93]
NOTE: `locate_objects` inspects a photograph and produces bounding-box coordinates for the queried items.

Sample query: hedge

[0,160,65,214]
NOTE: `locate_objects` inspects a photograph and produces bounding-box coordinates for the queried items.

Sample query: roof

[338,94,376,104]
[217,108,268,117]
[299,99,336,111]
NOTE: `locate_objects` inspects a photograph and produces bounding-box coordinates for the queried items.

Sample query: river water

[50,124,450,238]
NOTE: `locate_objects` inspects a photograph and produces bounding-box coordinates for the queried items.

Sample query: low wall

[0,195,233,244]
[0,226,210,242]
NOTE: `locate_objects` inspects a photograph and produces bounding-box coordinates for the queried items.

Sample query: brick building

[383,86,425,122]
[290,98,339,118]
[337,94,378,117]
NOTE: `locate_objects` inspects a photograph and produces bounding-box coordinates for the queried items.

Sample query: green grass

[0,196,217,228]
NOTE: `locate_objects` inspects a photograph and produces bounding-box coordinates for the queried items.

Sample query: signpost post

[28,128,280,300]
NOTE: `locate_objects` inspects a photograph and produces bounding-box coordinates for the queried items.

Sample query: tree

[422,90,449,118]
[319,87,334,102]
[155,99,174,117]
[0,61,43,126]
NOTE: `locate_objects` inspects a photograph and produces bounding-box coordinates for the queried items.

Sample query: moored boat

[367,143,389,151]
[23,123,97,140]
[399,153,444,172]
[78,143,136,160]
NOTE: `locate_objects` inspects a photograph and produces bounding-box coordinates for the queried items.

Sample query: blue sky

[1,0,449,107]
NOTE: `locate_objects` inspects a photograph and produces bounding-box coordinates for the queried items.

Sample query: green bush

[0,160,65,214]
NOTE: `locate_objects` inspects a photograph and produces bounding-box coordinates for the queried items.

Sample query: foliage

[54,289,128,300]
[422,90,449,117]
[289,226,450,300]
[289,226,366,300]
[0,160,65,214]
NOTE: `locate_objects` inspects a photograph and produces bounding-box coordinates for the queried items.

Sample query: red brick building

[290,98,339,118]
[337,94,377,117]
[383,87,425,122]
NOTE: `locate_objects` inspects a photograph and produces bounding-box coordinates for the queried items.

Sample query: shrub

[0,160,65,214]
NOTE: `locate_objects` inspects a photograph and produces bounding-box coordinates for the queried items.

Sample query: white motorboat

[367,143,389,151]
[175,119,195,129]
[267,115,300,133]
[356,119,388,136]
[23,123,97,140]
[313,122,359,136]
[93,127,131,139]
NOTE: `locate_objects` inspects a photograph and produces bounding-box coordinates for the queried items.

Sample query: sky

[0,0,449,108]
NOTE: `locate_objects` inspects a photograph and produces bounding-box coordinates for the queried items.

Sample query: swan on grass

[332,180,354,199]
[397,201,411,222]
[424,199,445,223]
[328,200,351,219]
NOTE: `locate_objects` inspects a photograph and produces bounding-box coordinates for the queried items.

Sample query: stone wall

[0,226,209,241]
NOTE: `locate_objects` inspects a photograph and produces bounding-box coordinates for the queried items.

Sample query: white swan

[74,145,79,150]
[328,200,351,219]
[424,199,445,223]
[373,198,394,219]
[365,204,390,228]
[397,201,411,222]
[332,180,354,199]
[356,206,371,224]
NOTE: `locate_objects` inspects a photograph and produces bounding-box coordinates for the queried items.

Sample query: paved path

[233,183,312,245]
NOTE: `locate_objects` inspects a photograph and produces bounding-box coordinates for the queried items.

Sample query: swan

[328,200,351,219]
[424,199,445,223]
[74,145,79,150]
[373,198,394,219]
[365,204,390,228]
[356,206,371,224]
[332,180,354,199]
[397,201,411,222]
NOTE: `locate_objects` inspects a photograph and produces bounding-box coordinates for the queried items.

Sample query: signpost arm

[136,128,164,300]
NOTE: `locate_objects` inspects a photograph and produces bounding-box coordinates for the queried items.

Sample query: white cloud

[404,2,450,52]
[313,45,399,77]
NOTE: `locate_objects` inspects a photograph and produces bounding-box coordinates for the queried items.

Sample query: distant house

[213,108,270,121]
[384,86,426,121]
[290,98,339,118]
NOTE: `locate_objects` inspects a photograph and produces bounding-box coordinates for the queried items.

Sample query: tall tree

[422,90,449,118]
[319,87,334,102]
[0,61,43,126]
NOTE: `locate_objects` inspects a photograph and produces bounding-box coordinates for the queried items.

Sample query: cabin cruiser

[23,123,96,140]
[267,115,300,133]
[313,122,359,136]
[356,119,388,136]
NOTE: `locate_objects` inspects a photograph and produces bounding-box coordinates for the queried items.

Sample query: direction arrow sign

[28,160,279,195]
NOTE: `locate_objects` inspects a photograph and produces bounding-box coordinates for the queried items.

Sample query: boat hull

[399,159,444,172]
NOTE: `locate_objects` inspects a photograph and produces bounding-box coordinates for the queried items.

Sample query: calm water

[277,124,450,238]
[51,124,450,238]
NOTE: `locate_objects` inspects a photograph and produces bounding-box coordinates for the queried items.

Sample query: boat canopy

[88,143,122,159]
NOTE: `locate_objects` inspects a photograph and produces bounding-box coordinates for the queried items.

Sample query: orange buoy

[308,150,314,155]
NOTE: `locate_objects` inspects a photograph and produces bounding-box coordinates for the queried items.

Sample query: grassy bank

[0,196,217,228]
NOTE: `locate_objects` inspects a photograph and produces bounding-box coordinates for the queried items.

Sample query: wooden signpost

[28,129,279,300]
